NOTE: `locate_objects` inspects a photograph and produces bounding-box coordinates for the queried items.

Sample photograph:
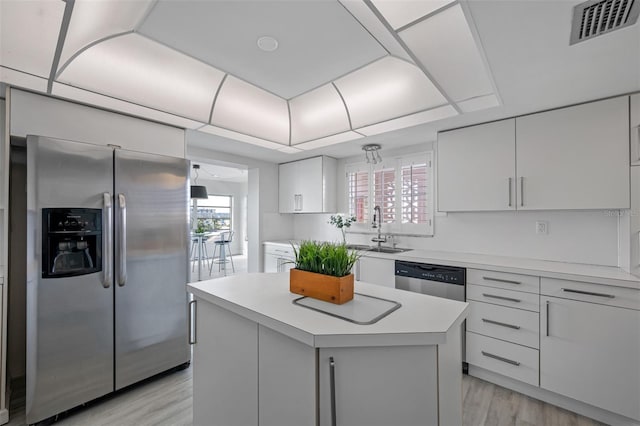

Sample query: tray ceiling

[0,0,504,154]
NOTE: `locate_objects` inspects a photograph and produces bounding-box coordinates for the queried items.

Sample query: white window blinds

[374,167,396,223]
[345,152,433,235]
[346,164,370,223]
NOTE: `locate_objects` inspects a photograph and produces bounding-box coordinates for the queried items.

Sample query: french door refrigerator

[25,135,190,424]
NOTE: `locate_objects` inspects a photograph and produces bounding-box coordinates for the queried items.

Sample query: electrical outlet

[536,221,548,235]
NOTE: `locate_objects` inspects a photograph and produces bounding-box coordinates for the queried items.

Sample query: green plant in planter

[292,240,360,277]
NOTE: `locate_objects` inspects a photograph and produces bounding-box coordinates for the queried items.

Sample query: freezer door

[26,136,114,425]
[114,149,190,390]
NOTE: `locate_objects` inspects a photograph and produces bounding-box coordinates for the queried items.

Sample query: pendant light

[190,164,208,199]
[362,144,382,165]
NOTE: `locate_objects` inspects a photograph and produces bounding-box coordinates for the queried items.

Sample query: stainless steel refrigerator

[25,135,190,424]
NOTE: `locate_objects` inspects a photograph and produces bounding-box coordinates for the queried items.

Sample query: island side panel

[437,324,463,426]
[318,346,439,426]
[258,325,317,426]
[193,297,258,426]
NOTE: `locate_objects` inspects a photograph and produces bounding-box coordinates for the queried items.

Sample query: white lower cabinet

[356,257,395,288]
[466,332,539,387]
[466,301,539,349]
[193,299,258,426]
[318,346,439,426]
[258,326,316,426]
[540,295,640,421]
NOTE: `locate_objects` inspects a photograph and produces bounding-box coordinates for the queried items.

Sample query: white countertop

[264,240,640,289]
[188,272,468,348]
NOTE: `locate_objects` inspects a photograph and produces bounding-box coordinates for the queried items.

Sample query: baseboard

[469,365,640,426]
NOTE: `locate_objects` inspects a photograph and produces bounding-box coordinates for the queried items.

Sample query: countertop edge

[263,241,640,289]
[188,278,468,348]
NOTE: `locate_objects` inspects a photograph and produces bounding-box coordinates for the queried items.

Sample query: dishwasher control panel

[395,260,465,285]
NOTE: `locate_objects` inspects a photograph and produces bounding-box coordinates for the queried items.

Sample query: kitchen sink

[345,244,374,250]
[365,247,412,253]
[344,244,412,254]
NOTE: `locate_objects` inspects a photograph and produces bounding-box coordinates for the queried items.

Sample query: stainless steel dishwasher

[395,260,468,372]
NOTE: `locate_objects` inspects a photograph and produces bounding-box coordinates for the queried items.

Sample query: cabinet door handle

[299,194,303,211]
[545,300,549,337]
[189,300,197,345]
[508,177,512,207]
[482,276,521,285]
[561,288,615,298]
[482,293,521,303]
[482,318,521,330]
[481,351,520,366]
[636,126,640,163]
[519,177,524,207]
[329,356,337,426]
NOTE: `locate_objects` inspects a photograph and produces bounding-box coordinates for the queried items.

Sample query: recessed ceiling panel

[290,84,350,144]
[334,57,447,129]
[211,76,289,145]
[0,0,64,78]
[52,83,204,129]
[59,0,153,69]
[357,104,457,136]
[371,0,455,30]
[57,33,224,122]
[138,0,387,99]
[399,4,494,102]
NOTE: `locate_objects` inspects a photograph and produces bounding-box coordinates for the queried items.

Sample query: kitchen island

[188,272,469,426]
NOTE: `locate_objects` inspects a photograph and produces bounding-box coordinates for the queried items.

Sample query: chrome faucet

[371,205,387,248]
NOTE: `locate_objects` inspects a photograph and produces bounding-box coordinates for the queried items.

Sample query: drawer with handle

[466,332,539,386]
[467,301,539,349]
[264,244,295,258]
[467,269,539,294]
[541,278,640,310]
[467,283,539,312]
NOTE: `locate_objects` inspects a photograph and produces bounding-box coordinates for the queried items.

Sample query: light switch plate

[536,221,548,234]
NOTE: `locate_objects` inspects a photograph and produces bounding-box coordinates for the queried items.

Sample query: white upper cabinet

[279,156,337,214]
[631,94,640,166]
[516,96,629,210]
[438,119,515,211]
[438,96,630,212]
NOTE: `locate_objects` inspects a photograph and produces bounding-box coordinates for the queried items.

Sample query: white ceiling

[138,0,388,99]
[1,0,639,164]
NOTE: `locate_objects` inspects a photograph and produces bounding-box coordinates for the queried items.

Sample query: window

[346,152,433,235]
[195,195,232,231]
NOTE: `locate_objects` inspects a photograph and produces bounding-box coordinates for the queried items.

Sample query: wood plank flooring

[7,367,605,426]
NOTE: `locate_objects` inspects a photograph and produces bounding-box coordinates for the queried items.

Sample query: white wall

[293,142,621,267]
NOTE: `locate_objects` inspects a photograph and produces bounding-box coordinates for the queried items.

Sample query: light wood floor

[7,367,606,426]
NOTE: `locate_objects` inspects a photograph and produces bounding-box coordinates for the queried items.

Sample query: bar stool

[210,231,235,275]
[191,234,212,272]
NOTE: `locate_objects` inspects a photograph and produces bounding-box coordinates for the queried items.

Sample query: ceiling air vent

[570,0,639,44]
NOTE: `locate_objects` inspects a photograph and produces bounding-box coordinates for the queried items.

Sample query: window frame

[345,151,434,236]
[194,194,233,232]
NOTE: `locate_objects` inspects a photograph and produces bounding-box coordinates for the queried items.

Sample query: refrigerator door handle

[117,193,127,286]
[102,193,113,288]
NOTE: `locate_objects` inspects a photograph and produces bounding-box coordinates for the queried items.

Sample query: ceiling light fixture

[362,144,382,164]
[190,164,208,199]
[257,36,279,52]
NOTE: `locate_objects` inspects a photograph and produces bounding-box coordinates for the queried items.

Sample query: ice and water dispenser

[42,208,102,278]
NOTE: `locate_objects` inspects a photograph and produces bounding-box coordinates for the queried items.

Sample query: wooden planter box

[290,268,354,305]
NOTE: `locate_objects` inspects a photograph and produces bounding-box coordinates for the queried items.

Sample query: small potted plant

[290,240,360,304]
[328,214,357,244]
